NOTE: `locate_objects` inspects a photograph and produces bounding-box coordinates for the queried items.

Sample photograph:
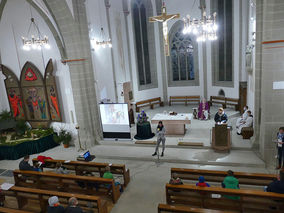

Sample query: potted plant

[53,129,72,148]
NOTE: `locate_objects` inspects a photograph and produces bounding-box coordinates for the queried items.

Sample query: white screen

[99,104,130,133]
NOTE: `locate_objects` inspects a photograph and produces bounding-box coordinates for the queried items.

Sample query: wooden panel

[262,40,284,44]
[158,204,235,213]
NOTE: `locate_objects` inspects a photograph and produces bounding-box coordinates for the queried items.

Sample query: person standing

[276,127,284,169]
[152,121,166,157]
[214,108,228,124]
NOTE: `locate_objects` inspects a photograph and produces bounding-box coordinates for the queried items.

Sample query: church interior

[0,0,284,212]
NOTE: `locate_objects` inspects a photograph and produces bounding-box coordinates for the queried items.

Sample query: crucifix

[149,2,180,56]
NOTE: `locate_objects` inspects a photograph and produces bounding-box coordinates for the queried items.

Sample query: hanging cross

[149,2,180,56]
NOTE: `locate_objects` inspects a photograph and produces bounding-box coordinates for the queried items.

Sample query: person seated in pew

[214,108,228,124]
[198,98,210,120]
[169,173,183,185]
[55,162,69,174]
[65,197,84,213]
[196,176,210,187]
[103,166,123,192]
[47,196,64,213]
[237,110,253,135]
[236,106,249,128]
[266,170,284,194]
[19,155,37,171]
[222,170,240,200]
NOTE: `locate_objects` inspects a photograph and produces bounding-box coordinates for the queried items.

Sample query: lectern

[212,124,231,152]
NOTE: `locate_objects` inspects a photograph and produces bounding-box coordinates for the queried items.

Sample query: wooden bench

[13,169,121,203]
[171,168,276,187]
[169,96,200,106]
[32,158,130,186]
[0,207,31,213]
[135,97,163,112]
[158,204,235,213]
[166,184,284,212]
[241,127,254,139]
[209,96,226,108]
[1,186,107,213]
[225,98,239,111]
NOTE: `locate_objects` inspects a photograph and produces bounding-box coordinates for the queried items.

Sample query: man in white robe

[237,110,253,135]
[236,106,249,129]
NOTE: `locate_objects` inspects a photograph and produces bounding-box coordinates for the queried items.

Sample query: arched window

[168,20,199,87]
[132,0,158,90]
[211,0,233,86]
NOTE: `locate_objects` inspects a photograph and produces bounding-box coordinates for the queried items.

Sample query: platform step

[178,142,203,147]
[135,140,156,145]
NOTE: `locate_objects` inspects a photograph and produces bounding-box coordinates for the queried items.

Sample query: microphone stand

[76,125,85,152]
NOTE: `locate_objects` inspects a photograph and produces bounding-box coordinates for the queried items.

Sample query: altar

[151,113,192,135]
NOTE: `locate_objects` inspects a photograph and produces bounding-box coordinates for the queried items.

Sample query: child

[169,173,183,185]
[196,176,210,187]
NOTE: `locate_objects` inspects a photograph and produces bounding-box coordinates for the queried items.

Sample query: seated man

[103,166,123,192]
[65,197,83,213]
[169,173,183,185]
[237,110,253,135]
[47,196,64,213]
[198,98,210,120]
[222,170,240,200]
[19,155,37,171]
[236,106,249,128]
[266,169,284,194]
[214,108,228,124]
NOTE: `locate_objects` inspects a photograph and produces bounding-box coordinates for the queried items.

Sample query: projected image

[100,104,129,125]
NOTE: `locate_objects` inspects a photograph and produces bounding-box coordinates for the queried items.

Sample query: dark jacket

[267,180,284,194]
[65,206,84,213]
[214,112,228,123]
[19,160,36,171]
[48,205,65,213]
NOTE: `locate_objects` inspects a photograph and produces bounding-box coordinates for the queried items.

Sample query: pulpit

[212,124,231,152]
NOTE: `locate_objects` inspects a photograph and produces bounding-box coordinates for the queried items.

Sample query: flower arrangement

[137,110,148,124]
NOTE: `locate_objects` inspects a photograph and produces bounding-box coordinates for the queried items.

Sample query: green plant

[15,120,28,136]
[0,136,7,143]
[0,110,13,121]
[53,129,72,145]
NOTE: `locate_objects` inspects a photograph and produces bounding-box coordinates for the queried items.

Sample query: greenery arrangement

[15,119,29,136]
[0,110,13,121]
[53,129,72,147]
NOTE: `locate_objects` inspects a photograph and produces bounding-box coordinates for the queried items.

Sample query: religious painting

[44,59,62,121]
[1,65,25,120]
[22,87,49,121]
[20,62,50,127]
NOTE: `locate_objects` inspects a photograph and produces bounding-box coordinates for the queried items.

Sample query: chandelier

[22,18,50,51]
[96,27,112,48]
[183,6,218,42]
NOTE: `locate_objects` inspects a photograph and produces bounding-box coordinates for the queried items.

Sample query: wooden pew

[209,96,226,108]
[13,169,121,203]
[135,97,164,112]
[158,204,235,213]
[1,186,107,213]
[32,158,130,187]
[171,168,276,187]
[166,184,284,212]
[225,98,239,111]
[0,208,31,213]
[169,96,200,106]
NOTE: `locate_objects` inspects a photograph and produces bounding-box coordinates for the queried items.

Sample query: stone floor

[0,104,278,213]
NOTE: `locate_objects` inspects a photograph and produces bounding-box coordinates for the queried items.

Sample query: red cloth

[37,155,53,164]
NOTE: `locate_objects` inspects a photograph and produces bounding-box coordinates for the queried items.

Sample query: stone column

[45,0,102,148]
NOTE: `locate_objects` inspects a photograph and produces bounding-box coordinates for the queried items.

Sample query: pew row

[1,186,107,213]
[13,170,121,203]
[169,96,200,106]
[32,158,130,187]
[171,168,276,187]
[166,184,284,212]
[158,204,235,213]
[0,208,31,213]
[135,97,164,112]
